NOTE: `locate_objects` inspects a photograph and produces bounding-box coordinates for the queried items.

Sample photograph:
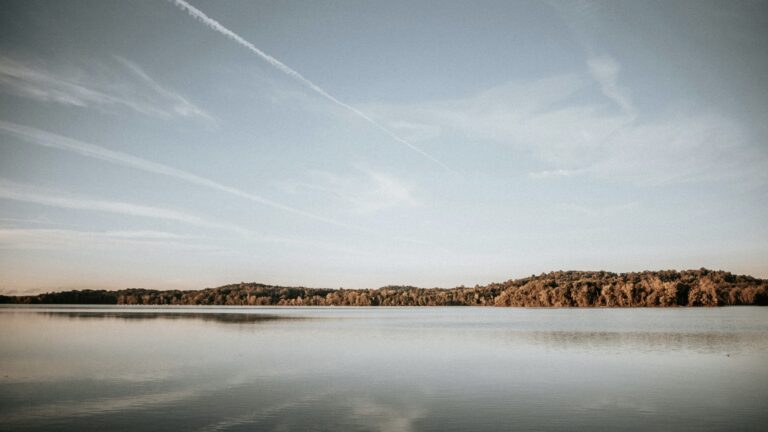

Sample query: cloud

[287,166,420,215]
[0,120,382,235]
[588,56,635,117]
[528,168,586,180]
[368,73,763,186]
[586,113,760,185]
[169,0,454,172]
[113,56,216,122]
[387,120,443,142]
[552,201,640,218]
[370,75,626,162]
[0,223,383,261]
[0,54,215,124]
[0,228,212,252]
[0,179,249,234]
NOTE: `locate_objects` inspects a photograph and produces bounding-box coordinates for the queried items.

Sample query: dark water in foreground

[1,306,767,431]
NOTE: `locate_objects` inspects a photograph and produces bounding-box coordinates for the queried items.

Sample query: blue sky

[1,0,767,293]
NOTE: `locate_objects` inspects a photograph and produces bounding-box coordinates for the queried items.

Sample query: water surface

[1,306,766,431]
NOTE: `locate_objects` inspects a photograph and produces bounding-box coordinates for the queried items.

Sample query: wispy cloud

[169,0,453,173]
[0,54,215,124]
[288,166,420,215]
[0,121,387,235]
[369,74,762,186]
[0,179,249,234]
[0,223,384,262]
[552,201,640,218]
[588,56,635,117]
[528,168,586,180]
[370,75,627,163]
[0,228,209,251]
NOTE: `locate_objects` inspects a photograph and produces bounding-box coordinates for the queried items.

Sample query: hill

[1,269,766,307]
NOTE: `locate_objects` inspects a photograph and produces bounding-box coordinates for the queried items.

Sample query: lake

[1,306,767,431]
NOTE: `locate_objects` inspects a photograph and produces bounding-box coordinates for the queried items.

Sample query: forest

[1,269,766,307]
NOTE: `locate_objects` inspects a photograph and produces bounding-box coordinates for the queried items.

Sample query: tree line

[1,269,766,307]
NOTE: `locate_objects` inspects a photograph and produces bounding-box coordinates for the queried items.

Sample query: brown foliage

[3,269,766,307]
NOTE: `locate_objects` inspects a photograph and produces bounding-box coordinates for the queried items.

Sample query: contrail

[169,0,455,173]
[0,179,249,234]
[0,121,409,240]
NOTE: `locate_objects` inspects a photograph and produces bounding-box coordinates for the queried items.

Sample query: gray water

[1,306,767,431]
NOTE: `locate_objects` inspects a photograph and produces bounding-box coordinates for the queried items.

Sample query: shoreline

[2,269,766,307]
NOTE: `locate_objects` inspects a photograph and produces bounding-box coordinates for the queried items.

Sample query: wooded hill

[2,269,766,307]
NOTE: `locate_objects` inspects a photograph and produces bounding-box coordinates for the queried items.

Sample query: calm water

[1,306,767,431]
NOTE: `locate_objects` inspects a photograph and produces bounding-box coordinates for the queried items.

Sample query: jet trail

[0,179,249,234]
[1,122,430,245]
[0,121,377,235]
[169,0,455,173]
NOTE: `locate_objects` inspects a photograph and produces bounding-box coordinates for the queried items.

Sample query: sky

[1,0,767,294]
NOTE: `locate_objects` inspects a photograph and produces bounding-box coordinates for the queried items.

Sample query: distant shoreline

[2,269,766,307]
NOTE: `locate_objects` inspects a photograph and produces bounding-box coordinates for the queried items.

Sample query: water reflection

[39,311,303,324]
[1,306,767,432]
[503,330,768,354]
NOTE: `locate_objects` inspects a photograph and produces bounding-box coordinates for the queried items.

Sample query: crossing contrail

[169,0,455,173]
